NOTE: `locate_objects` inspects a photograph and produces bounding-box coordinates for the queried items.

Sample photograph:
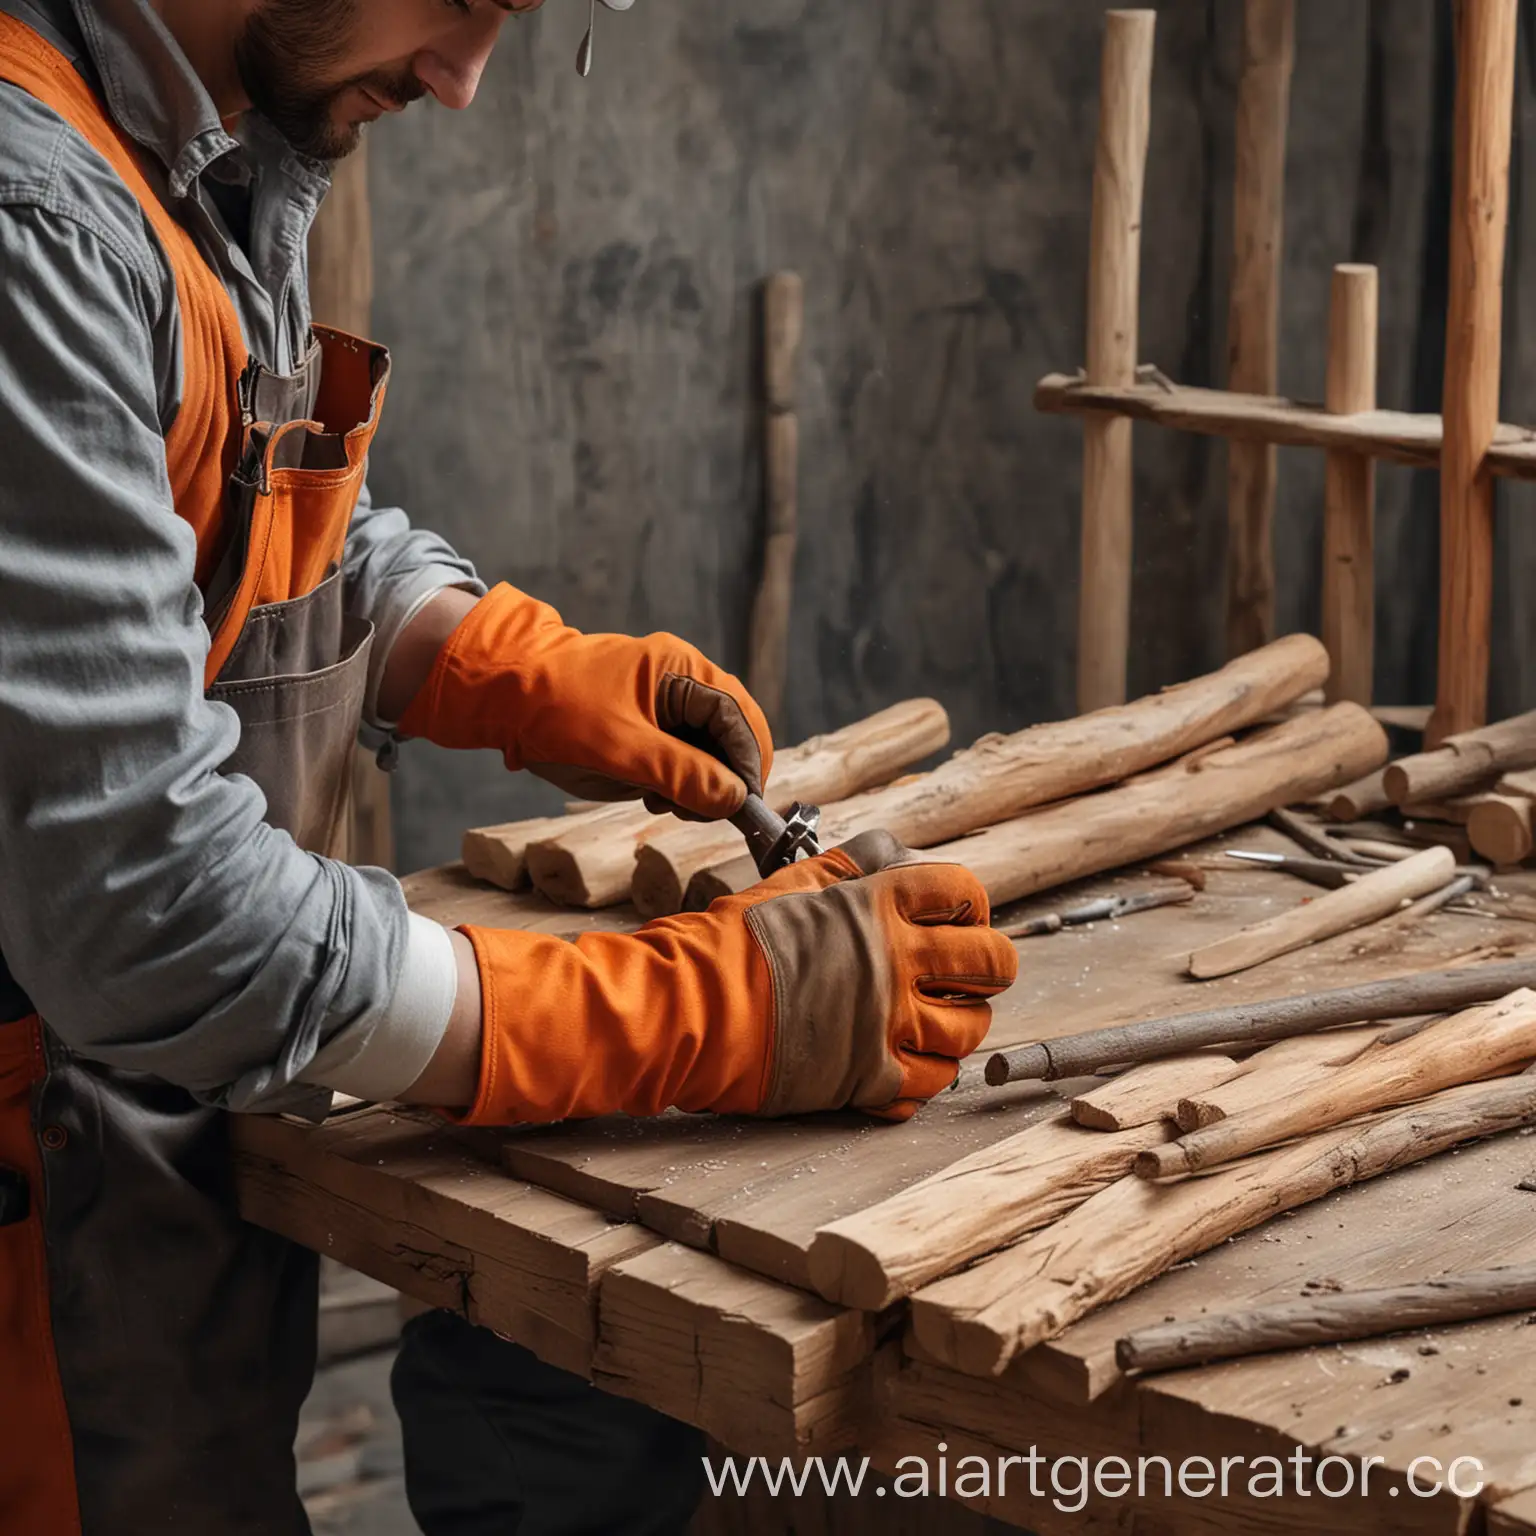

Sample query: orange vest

[0,11,384,683]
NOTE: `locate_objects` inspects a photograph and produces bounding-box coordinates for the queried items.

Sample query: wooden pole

[1077,10,1155,713]
[307,145,392,869]
[1321,264,1379,704]
[1117,1263,1536,1374]
[1225,0,1295,659]
[984,954,1536,1086]
[745,273,803,733]
[1431,0,1518,743]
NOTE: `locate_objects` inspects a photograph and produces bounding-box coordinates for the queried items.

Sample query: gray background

[364,0,1536,874]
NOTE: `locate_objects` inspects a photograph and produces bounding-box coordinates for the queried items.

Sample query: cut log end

[1134,1144,1190,1180]
[1467,796,1534,867]
[630,846,688,919]
[908,1301,1011,1380]
[806,1232,896,1313]
[524,842,600,909]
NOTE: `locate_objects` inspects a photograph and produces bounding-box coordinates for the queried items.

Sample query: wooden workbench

[234,828,1536,1533]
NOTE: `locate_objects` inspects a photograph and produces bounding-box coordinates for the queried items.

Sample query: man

[0,1,1018,1532]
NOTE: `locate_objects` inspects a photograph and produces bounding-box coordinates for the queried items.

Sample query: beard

[235,0,424,161]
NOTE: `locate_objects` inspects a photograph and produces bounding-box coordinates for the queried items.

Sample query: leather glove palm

[400,582,772,819]
[456,832,1018,1126]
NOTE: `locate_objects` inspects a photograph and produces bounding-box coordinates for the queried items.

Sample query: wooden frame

[1066,1,1520,742]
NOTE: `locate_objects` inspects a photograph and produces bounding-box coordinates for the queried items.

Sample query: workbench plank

[1492,1485,1536,1536]
[231,1108,653,1378]
[593,1242,874,1458]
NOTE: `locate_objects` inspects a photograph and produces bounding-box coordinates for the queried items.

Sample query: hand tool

[729,793,823,878]
[998,884,1193,939]
[1224,849,1365,889]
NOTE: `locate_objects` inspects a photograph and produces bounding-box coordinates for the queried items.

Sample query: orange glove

[399,582,772,819]
[455,832,1018,1126]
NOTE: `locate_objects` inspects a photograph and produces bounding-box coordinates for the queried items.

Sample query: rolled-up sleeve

[0,196,425,1117]
[343,481,484,734]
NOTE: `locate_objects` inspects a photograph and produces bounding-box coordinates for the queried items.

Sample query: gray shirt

[0,0,480,1113]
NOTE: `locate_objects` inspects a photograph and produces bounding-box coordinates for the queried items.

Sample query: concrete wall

[364,0,1535,875]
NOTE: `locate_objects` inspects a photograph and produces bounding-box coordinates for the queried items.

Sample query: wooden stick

[1037,372,1536,484]
[1225,0,1295,658]
[745,273,803,732]
[1467,794,1534,866]
[1077,9,1155,713]
[1137,989,1536,1179]
[1069,1054,1241,1132]
[985,955,1536,1086]
[1185,845,1454,980]
[1117,1263,1536,1374]
[1321,264,1378,705]
[525,698,948,908]
[1431,0,1518,743]
[633,634,1330,918]
[1175,1025,1386,1131]
[1385,708,1536,804]
[931,703,1385,913]
[1322,767,1393,823]
[909,1073,1536,1377]
[806,1114,1166,1312]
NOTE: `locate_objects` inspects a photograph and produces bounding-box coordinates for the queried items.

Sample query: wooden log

[463,812,597,891]
[1468,794,1535,866]
[985,955,1536,1086]
[1174,1025,1386,1131]
[909,1072,1536,1377]
[1138,989,1536,1179]
[1321,264,1378,706]
[1185,845,1454,980]
[1077,9,1155,713]
[1116,1262,1536,1375]
[745,273,803,732]
[1499,767,1536,798]
[1431,0,1518,742]
[1385,708,1536,804]
[929,703,1386,912]
[682,852,759,911]
[805,1114,1167,1313]
[527,698,949,908]
[1068,1054,1241,1132]
[1225,0,1295,658]
[1322,767,1393,823]
[634,634,1332,916]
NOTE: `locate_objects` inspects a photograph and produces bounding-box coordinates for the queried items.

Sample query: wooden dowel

[1323,767,1393,823]
[984,955,1536,1085]
[1116,1264,1536,1374]
[1321,264,1378,705]
[1186,845,1454,980]
[746,272,804,731]
[1225,0,1295,658]
[1137,989,1536,1179]
[1078,10,1155,713]
[1431,0,1518,743]
[1467,794,1534,866]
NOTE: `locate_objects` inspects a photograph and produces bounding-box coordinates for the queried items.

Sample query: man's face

[235,0,544,160]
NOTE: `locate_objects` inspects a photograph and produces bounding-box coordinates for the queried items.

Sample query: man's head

[231,0,626,162]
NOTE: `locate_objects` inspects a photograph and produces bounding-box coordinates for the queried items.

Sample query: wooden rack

[1063,2,1521,744]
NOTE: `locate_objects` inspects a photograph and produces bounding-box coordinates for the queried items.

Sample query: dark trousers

[393,1310,706,1536]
